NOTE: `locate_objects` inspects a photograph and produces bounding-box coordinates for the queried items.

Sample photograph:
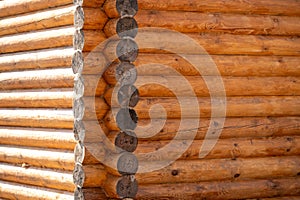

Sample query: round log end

[116,0,138,17]
[73,163,85,188]
[74,187,84,200]
[116,17,138,38]
[116,38,139,62]
[74,29,85,51]
[116,175,138,198]
[115,131,138,152]
[73,98,85,120]
[75,142,85,163]
[117,84,139,108]
[115,62,137,86]
[74,75,85,98]
[74,6,84,29]
[72,50,84,74]
[117,152,138,175]
[74,120,85,142]
[116,108,138,131]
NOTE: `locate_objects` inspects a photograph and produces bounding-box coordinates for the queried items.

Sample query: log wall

[0,0,108,199]
[76,0,300,199]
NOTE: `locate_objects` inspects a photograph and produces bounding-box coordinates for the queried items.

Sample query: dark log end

[74,187,84,200]
[117,84,139,108]
[116,38,138,62]
[116,108,138,131]
[116,175,138,198]
[73,163,85,187]
[115,131,138,152]
[115,62,137,86]
[116,0,138,17]
[116,17,138,38]
[72,50,84,74]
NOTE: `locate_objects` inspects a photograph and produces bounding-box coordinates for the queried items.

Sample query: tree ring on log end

[116,0,138,17]
[116,38,138,62]
[117,152,138,175]
[74,6,84,29]
[115,62,137,86]
[72,50,84,74]
[117,84,139,108]
[115,131,138,152]
[116,175,138,198]
[116,108,138,131]
[73,163,85,188]
[74,29,84,51]
[117,17,138,38]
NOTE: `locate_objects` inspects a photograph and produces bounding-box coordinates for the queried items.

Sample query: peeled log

[0,47,74,72]
[74,187,107,200]
[0,109,73,129]
[0,145,74,171]
[104,76,300,97]
[0,68,74,90]
[104,0,300,18]
[104,175,138,199]
[136,177,300,200]
[102,54,300,78]
[105,96,300,118]
[135,156,300,184]
[105,11,300,36]
[0,91,73,108]
[0,127,75,150]
[0,27,74,54]
[74,29,106,52]
[0,180,73,200]
[75,75,107,97]
[0,163,74,192]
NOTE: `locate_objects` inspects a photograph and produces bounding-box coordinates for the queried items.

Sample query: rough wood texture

[105,96,300,118]
[0,180,73,200]
[74,29,106,52]
[74,187,107,200]
[0,127,75,150]
[135,156,300,184]
[104,11,300,36]
[136,177,300,199]
[0,109,73,129]
[74,0,106,7]
[0,145,74,171]
[0,91,73,108]
[102,54,300,78]
[0,163,74,192]
[75,76,107,97]
[0,68,74,90]
[104,175,138,199]
[0,47,74,72]
[104,0,300,18]
[104,76,300,97]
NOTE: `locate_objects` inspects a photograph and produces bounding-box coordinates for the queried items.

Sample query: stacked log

[0,0,107,199]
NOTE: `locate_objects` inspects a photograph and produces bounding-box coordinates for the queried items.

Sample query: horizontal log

[104,76,300,97]
[74,29,106,52]
[257,197,300,200]
[105,11,300,36]
[104,32,300,59]
[0,47,74,72]
[0,91,73,108]
[74,120,109,143]
[75,75,108,97]
[102,54,300,78]
[104,0,300,18]
[106,115,300,143]
[73,97,109,121]
[136,177,300,200]
[0,180,74,200]
[79,135,300,164]
[73,163,107,188]
[0,145,74,171]
[0,68,74,90]
[105,96,300,118]
[74,0,106,7]
[0,127,75,150]
[0,26,74,54]
[135,136,300,161]
[135,156,300,184]
[0,109,73,129]
[0,5,108,36]
[74,187,107,200]
[0,163,74,192]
